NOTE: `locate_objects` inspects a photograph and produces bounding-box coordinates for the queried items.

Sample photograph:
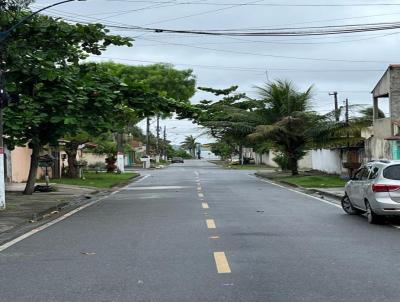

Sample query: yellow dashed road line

[214,252,231,274]
[202,202,209,209]
[206,219,216,229]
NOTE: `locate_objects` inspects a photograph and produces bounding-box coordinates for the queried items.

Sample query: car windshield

[383,165,400,180]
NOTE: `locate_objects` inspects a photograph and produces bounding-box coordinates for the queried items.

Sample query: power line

[93,55,387,72]
[135,37,391,63]
[35,3,400,31]
[33,4,400,39]
[104,1,400,7]
[135,31,400,46]
[85,2,179,17]
[142,0,266,26]
[76,19,400,37]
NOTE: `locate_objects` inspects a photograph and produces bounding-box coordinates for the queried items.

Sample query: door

[356,166,373,210]
[347,167,368,208]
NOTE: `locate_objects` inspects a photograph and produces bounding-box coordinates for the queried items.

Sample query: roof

[371,64,400,97]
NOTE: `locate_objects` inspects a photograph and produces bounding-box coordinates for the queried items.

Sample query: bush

[88,161,106,171]
[273,153,290,171]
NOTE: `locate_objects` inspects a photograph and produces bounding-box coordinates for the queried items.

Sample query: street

[2,160,400,302]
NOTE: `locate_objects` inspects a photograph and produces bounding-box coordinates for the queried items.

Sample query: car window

[353,168,364,180]
[360,167,370,180]
[369,167,380,179]
[383,165,400,180]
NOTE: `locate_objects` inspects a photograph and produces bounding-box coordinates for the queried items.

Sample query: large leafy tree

[63,62,198,177]
[1,12,132,194]
[195,86,261,164]
[98,62,196,103]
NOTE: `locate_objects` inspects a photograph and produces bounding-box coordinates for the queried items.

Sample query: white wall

[311,149,342,174]
[245,148,343,174]
[202,150,220,160]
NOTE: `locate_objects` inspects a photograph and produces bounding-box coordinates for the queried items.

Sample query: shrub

[88,161,106,171]
[273,152,290,171]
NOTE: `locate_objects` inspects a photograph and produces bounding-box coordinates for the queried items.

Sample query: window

[360,168,370,180]
[383,165,400,180]
[369,167,380,179]
[353,168,367,180]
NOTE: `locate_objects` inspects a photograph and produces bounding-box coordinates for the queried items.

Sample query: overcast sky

[34,0,400,144]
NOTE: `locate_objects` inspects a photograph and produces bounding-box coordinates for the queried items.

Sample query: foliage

[181,135,197,157]
[273,152,290,171]
[94,62,198,121]
[1,11,132,193]
[194,86,261,163]
[97,62,196,102]
[0,0,33,12]
[166,145,193,159]
[88,161,107,171]
[210,141,234,160]
[249,81,315,175]
[357,106,385,126]
[254,80,313,123]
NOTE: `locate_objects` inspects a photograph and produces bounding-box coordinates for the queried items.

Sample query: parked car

[342,160,400,224]
[171,157,184,163]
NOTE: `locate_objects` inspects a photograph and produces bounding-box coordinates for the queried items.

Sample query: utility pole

[329,91,339,122]
[0,0,85,210]
[163,126,167,160]
[345,98,350,148]
[0,47,5,209]
[116,133,125,173]
[146,117,150,156]
[156,115,160,156]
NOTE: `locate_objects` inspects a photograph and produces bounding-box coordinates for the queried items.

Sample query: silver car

[342,160,400,224]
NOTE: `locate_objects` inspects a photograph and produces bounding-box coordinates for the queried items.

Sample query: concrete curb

[254,172,343,204]
[308,189,343,201]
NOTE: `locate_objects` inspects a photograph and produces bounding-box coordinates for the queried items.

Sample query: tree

[0,0,33,12]
[97,62,196,103]
[249,80,314,175]
[61,62,198,177]
[181,135,197,157]
[166,145,193,159]
[210,141,235,160]
[1,12,132,194]
[358,106,385,126]
[195,86,261,164]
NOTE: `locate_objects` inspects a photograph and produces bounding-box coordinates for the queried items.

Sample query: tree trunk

[65,142,80,178]
[289,156,299,176]
[23,142,40,195]
[239,144,243,165]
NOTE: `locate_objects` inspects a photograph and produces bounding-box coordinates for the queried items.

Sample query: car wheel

[365,200,383,224]
[341,194,361,215]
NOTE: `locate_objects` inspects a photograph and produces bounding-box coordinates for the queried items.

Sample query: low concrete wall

[311,149,342,174]
[247,148,344,174]
[10,146,32,183]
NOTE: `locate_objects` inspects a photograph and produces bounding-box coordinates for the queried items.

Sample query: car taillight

[372,184,400,192]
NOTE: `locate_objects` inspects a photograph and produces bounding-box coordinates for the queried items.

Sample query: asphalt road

[2,160,400,302]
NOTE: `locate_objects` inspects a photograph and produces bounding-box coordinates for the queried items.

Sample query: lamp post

[0,0,85,210]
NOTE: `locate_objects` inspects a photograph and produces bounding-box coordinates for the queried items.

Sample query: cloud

[36,0,400,143]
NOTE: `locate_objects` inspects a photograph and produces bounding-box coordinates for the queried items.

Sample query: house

[364,64,400,161]
[125,140,145,166]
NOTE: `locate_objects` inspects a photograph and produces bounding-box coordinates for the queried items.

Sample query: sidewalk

[0,183,99,245]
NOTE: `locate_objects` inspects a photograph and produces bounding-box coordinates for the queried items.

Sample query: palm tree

[249,80,314,175]
[181,135,196,158]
